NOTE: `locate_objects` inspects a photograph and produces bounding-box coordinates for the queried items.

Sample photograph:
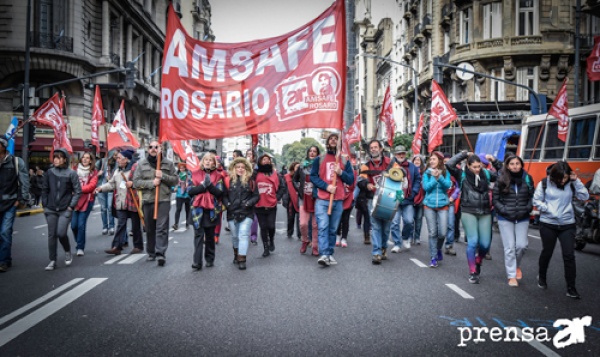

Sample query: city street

[1,201,599,356]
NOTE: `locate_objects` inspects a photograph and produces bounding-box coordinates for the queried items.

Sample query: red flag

[549,78,569,142]
[107,100,140,150]
[341,114,361,156]
[252,134,259,148]
[379,86,395,147]
[587,36,600,81]
[412,113,424,155]
[159,0,347,142]
[428,80,457,152]
[31,93,72,157]
[91,86,105,154]
[171,140,200,171]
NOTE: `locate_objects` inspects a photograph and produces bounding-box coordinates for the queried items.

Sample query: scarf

[77,164,91,178]
[258,163,273,174]
[465,168,489,193]
[510,170,524,188]
[303,158,315,168]
[147,154,157,169]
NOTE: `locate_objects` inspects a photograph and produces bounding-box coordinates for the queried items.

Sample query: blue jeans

[315,199,343,257]
[229,217,253,256]
[447,204,456,247]
[71,202,94,250]
[97,191,114,230]
[369,201,392,255]
[391,204,415,245]
[413,205,424,242]
[0,206,17,265]
[424,208,448,259]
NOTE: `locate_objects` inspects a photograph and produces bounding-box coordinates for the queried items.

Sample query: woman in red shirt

[253,154,285,257]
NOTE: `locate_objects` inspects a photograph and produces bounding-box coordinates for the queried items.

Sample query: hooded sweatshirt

[42,148,82,211]
[533,176,589,226]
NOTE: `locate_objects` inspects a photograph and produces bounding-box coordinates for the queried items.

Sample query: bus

[519,103,600,185]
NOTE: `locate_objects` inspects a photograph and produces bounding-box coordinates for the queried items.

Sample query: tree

[257,145,282,168]
[393,133,414,155]
[281,138,324,167]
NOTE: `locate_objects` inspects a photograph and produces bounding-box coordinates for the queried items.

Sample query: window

[543,123,564,159]
[569,117,597,159]
[516,67,538,101]
[483,2,502,39]
[491,68,505,101]
[460,8,472,44]
[523,125,545,159]
[443,31,450,53]
[516,0,538,36]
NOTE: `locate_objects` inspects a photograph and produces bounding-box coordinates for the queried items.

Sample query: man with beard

[310,133,354,267]
[133,141,178,266]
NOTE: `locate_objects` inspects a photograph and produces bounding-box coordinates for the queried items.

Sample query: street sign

[456,62,474,81]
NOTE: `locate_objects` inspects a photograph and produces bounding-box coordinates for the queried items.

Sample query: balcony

[421,14,432,35]
[511,35,542,46]
[455,43,471,54]
[477,38,504,49]
[30,32,73,52]
[109,53,120,67]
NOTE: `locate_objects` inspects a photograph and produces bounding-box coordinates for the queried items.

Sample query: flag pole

[121,171,145,228]
[61,91,74,148]
[154,150,162,219]
[456,118,474,152]
[328,133,342,215]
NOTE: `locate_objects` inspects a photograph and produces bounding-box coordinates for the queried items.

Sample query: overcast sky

[210,0,393,150]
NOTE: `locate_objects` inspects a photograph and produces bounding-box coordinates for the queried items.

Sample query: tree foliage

[393,133,415,156]
[281,138,324,167]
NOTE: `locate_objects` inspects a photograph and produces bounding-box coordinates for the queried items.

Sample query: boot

[262,241,270,257]
[238,255,246,270]
[269,235,275,252]
[381,247,388,260]
[233,248,239,264]
[364,232,371,244]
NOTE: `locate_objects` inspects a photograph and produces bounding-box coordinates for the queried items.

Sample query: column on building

[126,24,133,63]
[101,0,110,63]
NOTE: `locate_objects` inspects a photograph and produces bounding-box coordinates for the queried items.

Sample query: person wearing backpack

[446,151,500,284]
[533,161,589,299]
[422,151,452,268]
[222,157,259,270]
[491,155,534,287]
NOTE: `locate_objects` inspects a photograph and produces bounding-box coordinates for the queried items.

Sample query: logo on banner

[276,67,341,122]
[325,162,336,181]
[304,182,313,195]
[372,174,383,186]
[258,182,273,195]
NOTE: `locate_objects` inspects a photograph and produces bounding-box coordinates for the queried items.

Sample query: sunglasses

[149,145,160,149]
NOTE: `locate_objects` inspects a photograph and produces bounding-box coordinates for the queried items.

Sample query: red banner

[341,114,361,156]
[412,113,424,155]
[159,0,346,142]
[379,86,395,147]
[549,78,569,142]
[587,36,600,81]
[107,100,140,150]
[428,80,457,152]
[171,140,200,171]
[252,134,259,148]
[91,86,105,154]
[30,93,72,157]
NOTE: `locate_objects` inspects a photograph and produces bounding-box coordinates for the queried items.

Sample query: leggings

[462,213,492,273]
[539,223,576,289]
[338,207,352,239]
[355,206,371,234]
[255,208,277,243]
[174,197,191,227]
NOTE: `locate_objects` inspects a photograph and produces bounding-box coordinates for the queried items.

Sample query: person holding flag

[133,141,178,267]
[310,133,354,267]
[0,136,30,273]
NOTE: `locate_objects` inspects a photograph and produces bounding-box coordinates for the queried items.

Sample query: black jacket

[42,148,82,211]
[293,164,312,200]
[30,174,43,196]
[281,173,299,209]
[446,152,500,216]
[222,176,260,222]
[492,170,535,222]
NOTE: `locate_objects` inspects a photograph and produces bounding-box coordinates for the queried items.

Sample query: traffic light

[433,56,443,84]
[27,122,36,143]
[125,61,137,89]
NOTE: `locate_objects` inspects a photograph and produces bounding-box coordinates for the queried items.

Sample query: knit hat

[121,149,134,160]
[177,162,187,169]
[216,156,222,163]
[444,152,451,159]
[478,153,489,166]
[432,151,444,161]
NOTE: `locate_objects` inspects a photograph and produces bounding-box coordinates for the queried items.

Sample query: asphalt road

[1,200,599,356]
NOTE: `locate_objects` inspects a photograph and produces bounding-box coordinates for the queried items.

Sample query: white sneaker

[335,237,341,247]
[77,249,84,256]
[65,252,73,266]
[402,240,411,249]
[45,261,56,271]
[387,239,395,246]
[391,246,401,253]
[329,256,337,265]
[317,255,330,266]
[341,239,348,248]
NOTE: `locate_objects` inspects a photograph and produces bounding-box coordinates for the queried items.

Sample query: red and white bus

[519,103,600,185]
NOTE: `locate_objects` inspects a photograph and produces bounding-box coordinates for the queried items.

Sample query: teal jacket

[422,169,452,209]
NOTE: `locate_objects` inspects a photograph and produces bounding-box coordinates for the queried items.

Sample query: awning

[475,131,521,159]
[13,137,97,152]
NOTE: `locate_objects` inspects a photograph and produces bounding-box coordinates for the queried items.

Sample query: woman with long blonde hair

[222,157,259,269]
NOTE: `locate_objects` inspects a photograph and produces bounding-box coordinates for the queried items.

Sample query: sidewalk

[16,206,44,217]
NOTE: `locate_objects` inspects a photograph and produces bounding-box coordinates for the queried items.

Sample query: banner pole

[121,172,145,228]
[154,150,161,219]
[456,118,474,152]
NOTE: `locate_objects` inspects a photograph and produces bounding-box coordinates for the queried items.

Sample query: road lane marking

[0,279,84,326]
[445,284,474,299]
[104,255,128,265]
[34,225,47,229]
[169,236,174,240]
[410,258,428,268]
[528,235,540,239]
[514,328,561,357]
[0,278,107,347]
[171,200,176,205]
[118,254,147,264]
[91,212,101,216]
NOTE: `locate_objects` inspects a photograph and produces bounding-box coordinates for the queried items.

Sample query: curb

[16,208,44,217]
